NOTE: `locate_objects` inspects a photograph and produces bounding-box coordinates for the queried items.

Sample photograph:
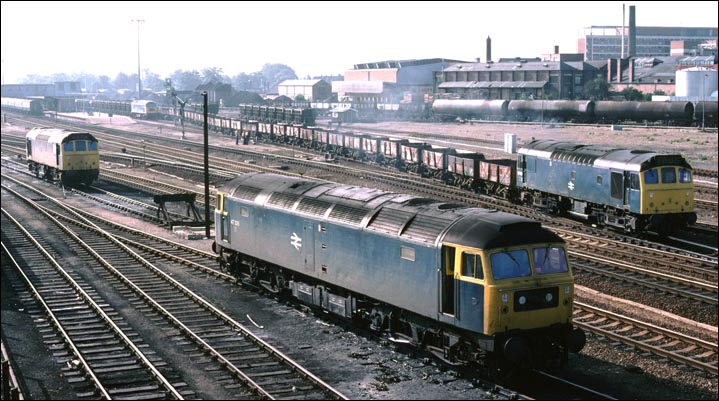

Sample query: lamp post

[131,19,145,99]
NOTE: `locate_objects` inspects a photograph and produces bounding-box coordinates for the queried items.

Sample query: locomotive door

[626,172,640,211]
[440,245,456,316]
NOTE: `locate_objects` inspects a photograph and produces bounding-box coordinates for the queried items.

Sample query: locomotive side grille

[366,208,414,235]
[297,197,332,216]
[267,192,301,210]
[234,186,262,201]
[328,204,367,225]
[400,215,452,242]
[513,287,559,312]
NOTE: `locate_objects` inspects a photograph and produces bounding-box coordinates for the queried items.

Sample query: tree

[113,72,134,90]
[620,87,644,101]
[201,67,230,85]
[169,69,202,91]
[584,76,610,100]
[143,70,165,92]
[260,63,297,93]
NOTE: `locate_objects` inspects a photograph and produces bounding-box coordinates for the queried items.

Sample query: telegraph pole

[203,92,211,238]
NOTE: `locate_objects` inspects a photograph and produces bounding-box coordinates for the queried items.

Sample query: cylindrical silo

[675,68,718,97]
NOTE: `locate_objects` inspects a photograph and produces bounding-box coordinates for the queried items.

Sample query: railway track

[1,176,347,400]
[574,302,718,375]
[2,114,716,396]
[2,211,189,399]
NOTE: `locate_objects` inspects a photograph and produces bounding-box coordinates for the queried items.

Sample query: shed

[278,79,331,101]
[330,107,358,123]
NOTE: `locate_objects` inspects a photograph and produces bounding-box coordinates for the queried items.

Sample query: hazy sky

[1,1,717,84]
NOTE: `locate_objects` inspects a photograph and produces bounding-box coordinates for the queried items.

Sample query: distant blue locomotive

[213,172,586,371]
[518,139,696,234]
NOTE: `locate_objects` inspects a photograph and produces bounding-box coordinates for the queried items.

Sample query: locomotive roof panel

[442,210,564,249]
[223,173,561,247]
[26,127,97,145]
[594,150,692,171]
[519,139,691,171]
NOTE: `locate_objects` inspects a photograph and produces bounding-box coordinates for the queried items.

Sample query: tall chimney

[628,5,636,57]
[554,45,559,54]
[486,36,492,63]
[622,3,625,58]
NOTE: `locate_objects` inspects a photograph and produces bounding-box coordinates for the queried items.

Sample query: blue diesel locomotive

[518,139,696,235]
[213,172,586,372]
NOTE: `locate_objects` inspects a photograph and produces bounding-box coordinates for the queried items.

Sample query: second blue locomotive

[213,172,586,372]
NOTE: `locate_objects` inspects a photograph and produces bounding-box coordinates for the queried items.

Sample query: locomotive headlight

[545,293,553,303]
[649,192,654,198]
[565,286,570,295]
[518,296,526,305]
[686,191,690,197]
[502,293,508,303]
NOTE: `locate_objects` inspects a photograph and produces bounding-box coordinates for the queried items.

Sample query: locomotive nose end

[503,336,531,365]
[568,327,586,353]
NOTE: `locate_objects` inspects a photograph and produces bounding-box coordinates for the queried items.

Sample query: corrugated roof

[353,58,469,70]
[444,61,561,72]
[438,81,548,89]
[278,79,326,87]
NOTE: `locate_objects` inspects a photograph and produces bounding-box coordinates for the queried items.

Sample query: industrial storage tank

[675,68,718,97]
[593,101,694,125]
[506,100,594,122]
[431,99,509,120]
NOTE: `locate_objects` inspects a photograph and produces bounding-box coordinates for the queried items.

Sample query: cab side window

[461,252,484,279]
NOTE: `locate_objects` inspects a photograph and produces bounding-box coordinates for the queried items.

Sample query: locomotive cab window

[88,141,97,151]
[661,167,676,184]
[75,140,86,151]
[63,142,74,152]
[644,168,659,184]
[629,173,640,189]
[678,168,692,183]
[490,249,531,280]
[533,246,568,274]
[461,252,484,279]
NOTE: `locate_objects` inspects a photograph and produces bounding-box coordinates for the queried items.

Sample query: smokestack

[628,5,636,57]
[622,3,625,58]
[554,45,559,54]
[486,36,492,63]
